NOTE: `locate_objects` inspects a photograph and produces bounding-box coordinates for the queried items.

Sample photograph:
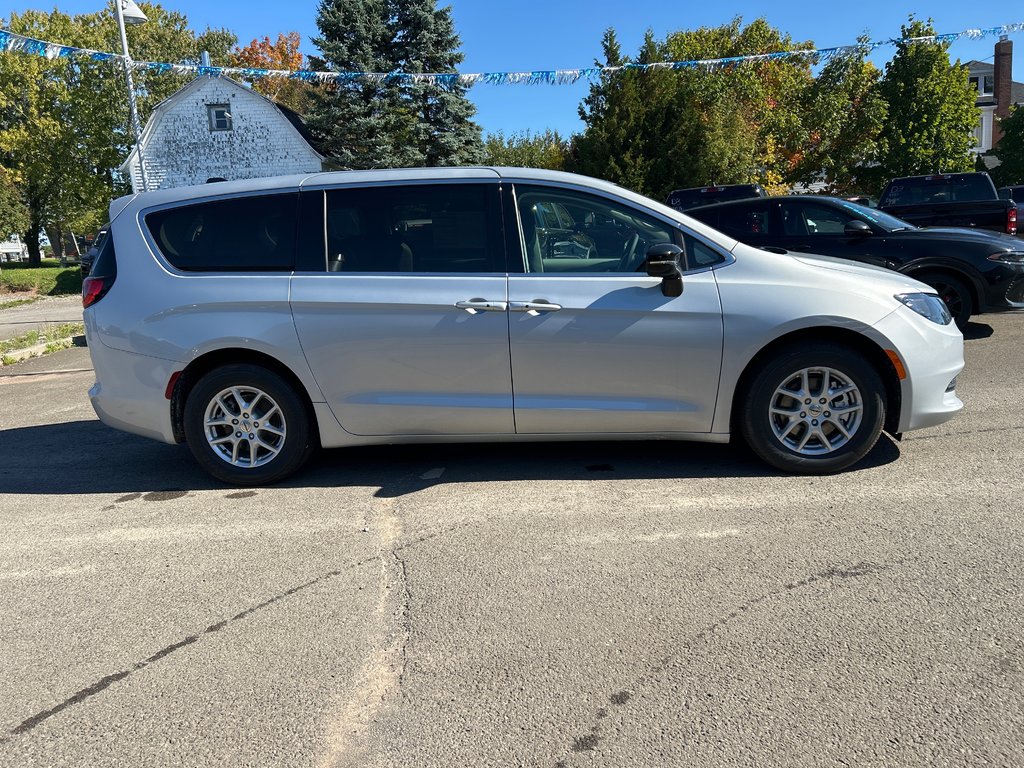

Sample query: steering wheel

[618,232,641,272]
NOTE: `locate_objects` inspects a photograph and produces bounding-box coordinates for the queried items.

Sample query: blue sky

[23,0,1024,136]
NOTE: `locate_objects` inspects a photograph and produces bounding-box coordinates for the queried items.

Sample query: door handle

[509,300,562,315]
[455,299,508,314]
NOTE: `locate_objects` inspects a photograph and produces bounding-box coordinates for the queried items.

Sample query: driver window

[514,185,677,274]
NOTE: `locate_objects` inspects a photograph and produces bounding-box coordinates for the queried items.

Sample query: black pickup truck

[878,172,1018,237]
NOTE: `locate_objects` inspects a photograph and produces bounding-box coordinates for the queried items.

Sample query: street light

[115,0,149,193]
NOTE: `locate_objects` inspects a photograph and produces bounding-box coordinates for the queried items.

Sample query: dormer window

[207,104,232,131]
[969,75,994,96]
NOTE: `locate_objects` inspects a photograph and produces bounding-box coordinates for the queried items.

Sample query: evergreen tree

[309,0,481,170]
[394,0,483,166]
[990,107,1024,186]
[309,0,410,169]
[872,17,978,186]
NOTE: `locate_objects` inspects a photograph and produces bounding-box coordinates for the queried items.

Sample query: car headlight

[895,292,952,325]
[988,251,1024,266]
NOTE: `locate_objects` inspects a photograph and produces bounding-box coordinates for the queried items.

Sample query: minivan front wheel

[183,364,313,485]
[740,345,885,474]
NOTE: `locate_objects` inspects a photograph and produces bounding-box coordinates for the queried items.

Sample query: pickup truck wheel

[916,271,972,329]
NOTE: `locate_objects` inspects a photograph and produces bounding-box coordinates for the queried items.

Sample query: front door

[775,200,891,268]
[508,184,725,435]
[290,182,514,436]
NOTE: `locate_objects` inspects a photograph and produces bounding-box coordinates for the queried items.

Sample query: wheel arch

[730,327,903,439]
[899,261,982,314]
[170,348,319,445]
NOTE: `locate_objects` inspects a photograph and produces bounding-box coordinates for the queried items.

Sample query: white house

[967,37,1024,156]
[120,75,326,191]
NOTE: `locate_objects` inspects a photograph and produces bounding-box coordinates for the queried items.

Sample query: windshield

[833,200,914,231]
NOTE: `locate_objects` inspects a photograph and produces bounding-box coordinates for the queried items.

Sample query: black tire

[183,364,314,486]
[915,271,972,329]
[740,344,885,474]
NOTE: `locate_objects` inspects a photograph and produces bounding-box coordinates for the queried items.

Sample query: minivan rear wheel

[740,345,885,474]
[183,364,314,485]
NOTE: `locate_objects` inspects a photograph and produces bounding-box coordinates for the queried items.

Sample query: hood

[792,252,930,291]
[892,226,1022,248]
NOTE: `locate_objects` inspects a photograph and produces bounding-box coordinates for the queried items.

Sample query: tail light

[1008,206,1018,236]
[82,276,111,308]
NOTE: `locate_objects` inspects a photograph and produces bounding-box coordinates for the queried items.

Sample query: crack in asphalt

[0,524,451,744]
[559,559,895,762]
[392,549,413,697]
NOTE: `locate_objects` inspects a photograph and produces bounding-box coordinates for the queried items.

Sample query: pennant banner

[1,23,1022,87]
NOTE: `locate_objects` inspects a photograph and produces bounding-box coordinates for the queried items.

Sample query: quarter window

[324,184,503,273]
[145,193,297,271]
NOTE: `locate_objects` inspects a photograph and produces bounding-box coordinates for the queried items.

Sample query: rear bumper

[86,317,178,444]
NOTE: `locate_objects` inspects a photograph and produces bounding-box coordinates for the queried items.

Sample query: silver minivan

[83,168,964,485]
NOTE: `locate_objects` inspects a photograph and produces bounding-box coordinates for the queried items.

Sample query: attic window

[207,104,232,131]
[969,75,994,96]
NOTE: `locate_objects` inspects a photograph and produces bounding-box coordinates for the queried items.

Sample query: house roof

[119,75,324,173]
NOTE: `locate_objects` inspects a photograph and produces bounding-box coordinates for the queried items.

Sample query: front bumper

[872,308,964,433]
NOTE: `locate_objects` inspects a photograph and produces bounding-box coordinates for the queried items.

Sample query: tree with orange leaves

[231,32,315,115]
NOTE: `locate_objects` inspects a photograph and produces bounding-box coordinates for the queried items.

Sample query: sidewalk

[0,295,83,342]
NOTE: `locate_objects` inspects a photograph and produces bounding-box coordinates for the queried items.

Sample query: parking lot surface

[1,314,1023,767]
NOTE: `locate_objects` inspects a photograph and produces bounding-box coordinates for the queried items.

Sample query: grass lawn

[0,322,85,365]
[0,260,82,296]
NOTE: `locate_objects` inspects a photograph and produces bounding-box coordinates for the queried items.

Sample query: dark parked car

[998,185,1024,204]
[878,172,1018,236]
[80,224,109,278]
[687,195,1024,327]
[666,184,766,211]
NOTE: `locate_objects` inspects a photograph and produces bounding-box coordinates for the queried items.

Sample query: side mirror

[645,243,684,297]
[844,220,872,238]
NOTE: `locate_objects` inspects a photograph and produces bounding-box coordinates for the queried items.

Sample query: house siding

[123,77,323,191]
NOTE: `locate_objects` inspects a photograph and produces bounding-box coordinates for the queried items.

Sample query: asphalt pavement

[1,315,1022,767]
[0,295,84,342]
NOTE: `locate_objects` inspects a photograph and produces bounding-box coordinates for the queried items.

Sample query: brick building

[119,75,326,191]
[967,36,1024,156]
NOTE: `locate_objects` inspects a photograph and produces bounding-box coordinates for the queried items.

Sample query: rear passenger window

[325,184,503,273]
[717,205,772,238]
[145,194,297,272]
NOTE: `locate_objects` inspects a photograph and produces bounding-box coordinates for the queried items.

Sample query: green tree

[990,106,1024,186]
[0,4,235,265]
[871,17,978,187]
[393,0,483,166]
[0,167,28,239]
[310,0,482,169]
[571,19,812,200]
[788,41,887,194]
[483,130,569,170]
[309,0,411,169]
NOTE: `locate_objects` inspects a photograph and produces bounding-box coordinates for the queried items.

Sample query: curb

[0,334,86,366]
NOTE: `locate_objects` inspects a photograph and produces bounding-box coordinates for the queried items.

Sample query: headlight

[895,292,952,325]
[988,251,1024,266]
